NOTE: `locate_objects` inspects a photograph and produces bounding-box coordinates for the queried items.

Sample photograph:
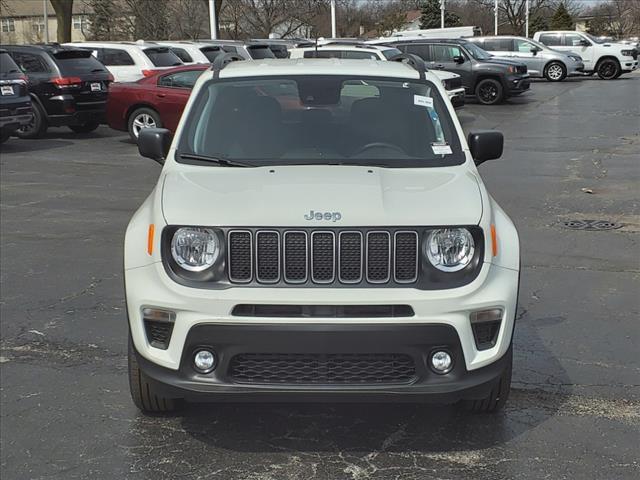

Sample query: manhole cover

[561,220,623,231]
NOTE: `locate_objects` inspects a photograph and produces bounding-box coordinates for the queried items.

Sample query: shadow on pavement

[0,138,73,154]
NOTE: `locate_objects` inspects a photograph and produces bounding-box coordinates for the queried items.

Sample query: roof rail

[388,53,427,79]
[211,52,245,77]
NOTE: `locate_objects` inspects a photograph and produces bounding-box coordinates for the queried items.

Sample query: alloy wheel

[132,113,157,138]
[547,64,564,80]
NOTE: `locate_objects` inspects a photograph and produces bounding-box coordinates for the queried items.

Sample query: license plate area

[90,82,102,92]
[1,85,15,95]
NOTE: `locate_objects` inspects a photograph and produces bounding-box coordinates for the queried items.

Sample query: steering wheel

[354,142,405,156]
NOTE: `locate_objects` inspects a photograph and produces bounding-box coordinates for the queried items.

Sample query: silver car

[468,36,584,82]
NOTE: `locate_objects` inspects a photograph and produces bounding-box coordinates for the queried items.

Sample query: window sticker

[431,143,453,155]
[413,94,433,108]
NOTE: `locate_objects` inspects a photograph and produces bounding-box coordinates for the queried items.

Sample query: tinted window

[53,49,107,75]
[201,46,223,62]
[564,33,587,47]
[402,44,431,61]
[11,52,49,73]
[158,69,203,88]
[431,45,464,62]
[143,48,183,67]
[101,48,134,66]
[222,46,237,54]
[0,52,21,74]
[170,48,193,63]
[247,45,276,59]
[303,50,341,58]
[483,38,513,51]
[538,34,562,46]
[268,45,289,59]
[343,50,379,60]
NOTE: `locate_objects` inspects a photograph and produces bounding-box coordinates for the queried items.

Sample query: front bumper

[133,323,513,403]
[447,87,466,108]
[505,75,530,95]
[621,59,638,72]
[568,62,585,76]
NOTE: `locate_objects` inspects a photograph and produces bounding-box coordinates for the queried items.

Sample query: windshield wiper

[178,152,253,167]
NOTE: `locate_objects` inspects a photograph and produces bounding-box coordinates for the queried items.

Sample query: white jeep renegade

[125,55,520,414]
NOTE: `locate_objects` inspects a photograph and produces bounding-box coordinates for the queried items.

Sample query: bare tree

[584,0,640,38]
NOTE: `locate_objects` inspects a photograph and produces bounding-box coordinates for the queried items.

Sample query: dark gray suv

[380,38,530,105]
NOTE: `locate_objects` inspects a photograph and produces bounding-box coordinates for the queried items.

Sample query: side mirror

[468,131,503,165]
[579,39,591,47]
[138,128,172,165]
[453,55,465,64]
[530,46,539,55]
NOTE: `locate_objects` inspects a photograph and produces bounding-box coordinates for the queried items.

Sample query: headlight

[424,228,475,272]
[171,227,220,272]
[621,49,635,57]
[568,55,581,62]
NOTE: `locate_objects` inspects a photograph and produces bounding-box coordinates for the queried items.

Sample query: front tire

[128,335,179,413]
[68,121,100,134]
[475,78,504,105]
[127,107,161,143]
[596,58,620,80]
[461,347,512,413]
[15,102,47,139]
[544,61,567,82]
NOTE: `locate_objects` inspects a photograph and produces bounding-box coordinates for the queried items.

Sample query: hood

[161,165,483,227]
[483,57,527,68]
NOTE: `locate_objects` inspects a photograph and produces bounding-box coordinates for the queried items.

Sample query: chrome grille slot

[366,231,391,283]
[311,231,335,283]
[256,231,280,283]
[228,230,252,283]
[283,231,307,283]
[338,231,363,283]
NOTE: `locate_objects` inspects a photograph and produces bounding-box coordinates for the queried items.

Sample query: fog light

[430,350,453,374]
[193,349,216,374]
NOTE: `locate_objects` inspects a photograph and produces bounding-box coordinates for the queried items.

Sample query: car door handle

[435,64,445,69]
[156,93,166,98]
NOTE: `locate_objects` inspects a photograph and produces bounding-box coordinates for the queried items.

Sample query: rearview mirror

[453,55,465,64]
[138,128,172,165]
[468,131,503,165]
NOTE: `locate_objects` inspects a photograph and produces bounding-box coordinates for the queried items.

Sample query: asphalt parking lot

[1,73,639,480]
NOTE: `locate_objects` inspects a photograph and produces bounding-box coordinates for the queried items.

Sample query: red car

[106,64,208,142]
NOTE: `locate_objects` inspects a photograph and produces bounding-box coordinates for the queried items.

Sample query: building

[0,0,92,44]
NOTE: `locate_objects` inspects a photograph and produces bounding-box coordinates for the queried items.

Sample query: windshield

[464,42,492,60]
[584,33,606,44]
[179,75,464,168]
[381,48,402,59]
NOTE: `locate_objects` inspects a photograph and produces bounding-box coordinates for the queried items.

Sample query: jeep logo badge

[304,210,342,222]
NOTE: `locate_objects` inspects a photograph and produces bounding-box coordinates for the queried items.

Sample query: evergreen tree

[550,2,574,30]
[529,15,549,37]
[420,0,461,30]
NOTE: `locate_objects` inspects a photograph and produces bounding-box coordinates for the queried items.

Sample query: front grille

[143,320,174,350]
[228,353,416,385]
[227,228,419,286]
[516,65,527,74]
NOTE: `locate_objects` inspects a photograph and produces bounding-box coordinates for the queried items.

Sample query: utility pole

[494,0,499,35]
[43,0,49,43]
[525,0,530,38]
[331,0,337,38]
[440,0,445,29]
[209,0,218,40]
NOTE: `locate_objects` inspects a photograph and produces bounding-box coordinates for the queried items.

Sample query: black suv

[1,44,112,138]
[382,38,530,105]
[0,49,32,143]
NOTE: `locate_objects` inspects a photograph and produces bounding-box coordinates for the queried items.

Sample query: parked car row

[1,31,636,144]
